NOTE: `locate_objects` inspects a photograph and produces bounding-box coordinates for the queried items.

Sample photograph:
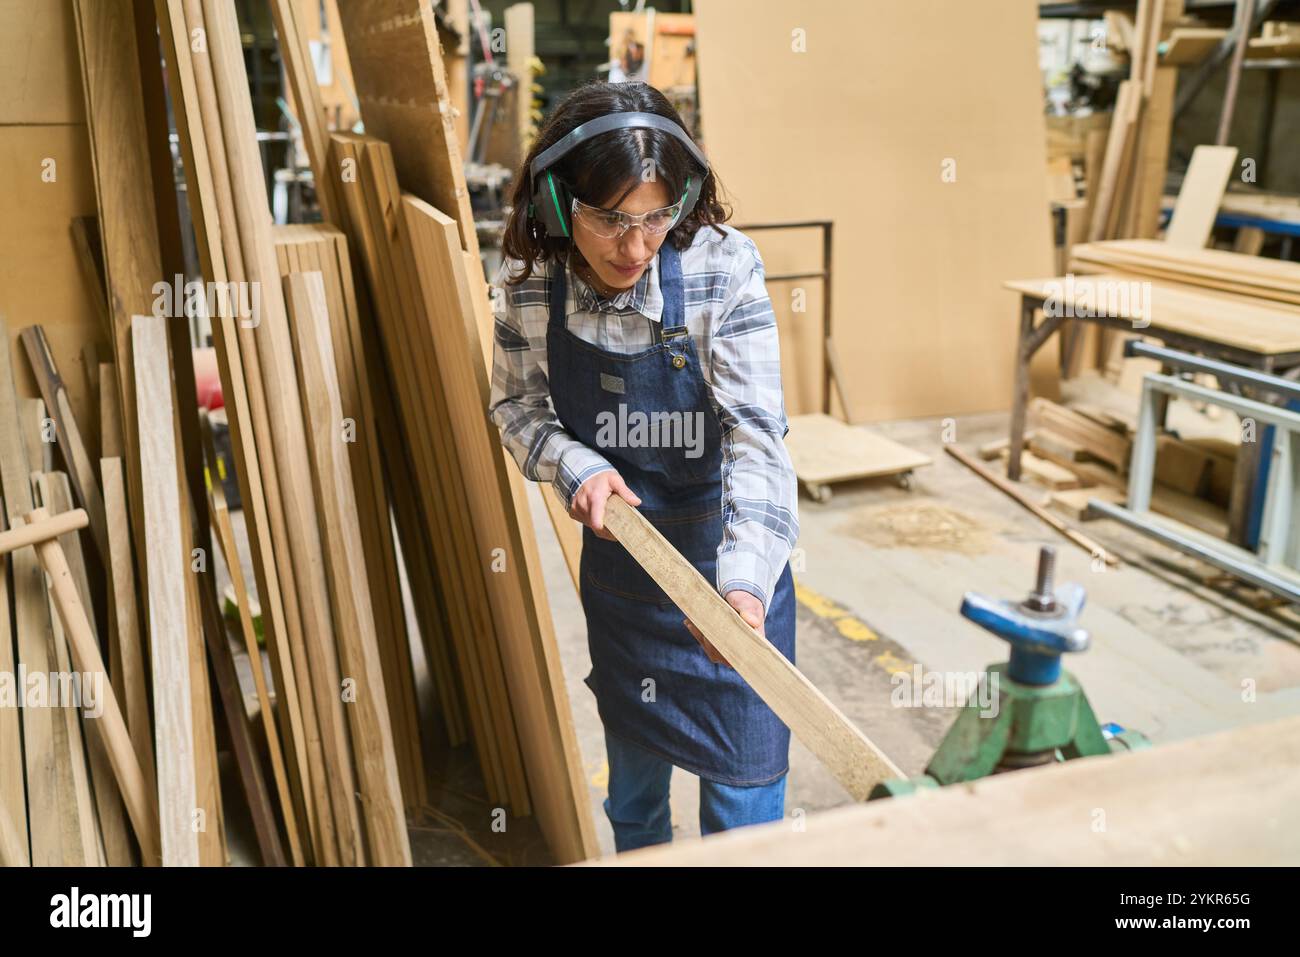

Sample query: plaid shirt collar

[564,251,664,323]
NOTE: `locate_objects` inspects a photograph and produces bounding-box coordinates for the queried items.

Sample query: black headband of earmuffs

[527,111,710,240]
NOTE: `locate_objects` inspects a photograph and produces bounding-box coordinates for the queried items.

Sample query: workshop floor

[527,377,1300,860]
[221,375,1300,865]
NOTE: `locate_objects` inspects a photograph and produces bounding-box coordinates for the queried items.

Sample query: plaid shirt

[488,224,798,612]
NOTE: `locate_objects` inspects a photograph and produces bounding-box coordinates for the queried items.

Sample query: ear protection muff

[527,111,710,241]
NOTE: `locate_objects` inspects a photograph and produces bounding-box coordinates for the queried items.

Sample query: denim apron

[546,243,796,786]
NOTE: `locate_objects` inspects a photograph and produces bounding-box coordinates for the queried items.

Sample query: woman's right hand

[569,470,642,541]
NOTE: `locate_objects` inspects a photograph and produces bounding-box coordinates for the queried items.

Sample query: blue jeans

[602,731,787,853]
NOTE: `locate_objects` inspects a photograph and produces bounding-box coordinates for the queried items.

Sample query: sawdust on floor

[839,501,992,554]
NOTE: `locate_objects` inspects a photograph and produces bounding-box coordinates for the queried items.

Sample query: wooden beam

[132,314,199,867]
[946,445,1121,567]
[602,496,903,801]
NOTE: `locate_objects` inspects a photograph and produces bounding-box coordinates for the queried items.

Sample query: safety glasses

[570,195,685,239]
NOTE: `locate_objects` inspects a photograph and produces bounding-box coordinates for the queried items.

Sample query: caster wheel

[896,471,915,491]
[808,483,832,504]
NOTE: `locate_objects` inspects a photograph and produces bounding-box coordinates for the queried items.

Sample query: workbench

[1003,274,1300,545]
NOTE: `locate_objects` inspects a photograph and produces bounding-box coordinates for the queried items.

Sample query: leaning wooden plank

[0,429,26,866]
[157,0,321,865]
[403,196,598,861]
[39,472,133,866]
[0,318,79,865]
[945,445,1120,567]
[1164,145,1239,249]
[19,326,109,565]
[0,801,23,867]
[284,271,411,866]
[605,714,1300,866]
[603,496,902,801]
[101,457,154,798]
[198,412,302,865]
[2,507,161,865]
[70,0,154,598]
[203,0,363,864]
[269,0,341,223]
[1087,80,1140,242]
[132,314,199,867]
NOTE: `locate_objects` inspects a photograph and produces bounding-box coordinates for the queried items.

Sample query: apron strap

[656,242,687,345]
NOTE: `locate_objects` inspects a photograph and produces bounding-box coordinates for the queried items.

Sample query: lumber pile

[0,0,595,867]
[1071,239,1300,307]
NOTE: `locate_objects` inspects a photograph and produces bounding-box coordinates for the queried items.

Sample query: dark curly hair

[500,81,730,284]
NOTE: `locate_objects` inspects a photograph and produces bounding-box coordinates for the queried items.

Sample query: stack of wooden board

[1070,239,1300,307]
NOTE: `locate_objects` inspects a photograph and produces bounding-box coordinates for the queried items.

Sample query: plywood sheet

[693,0,1057,422]
[1165,145,1238,249]
[785,413,931,485]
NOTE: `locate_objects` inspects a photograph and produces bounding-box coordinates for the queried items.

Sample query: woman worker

[488,81,799,852]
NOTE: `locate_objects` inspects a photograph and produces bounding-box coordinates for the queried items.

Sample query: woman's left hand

[683,590,765,668]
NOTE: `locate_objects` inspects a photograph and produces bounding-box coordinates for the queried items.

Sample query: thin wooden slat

[101,457,154,798]
[197,411,303,866]
[945,445,1121,567]
[132,313,199,867]
[284,270,411,866]
[19,326,109,565]
[602,495,902,801]
[269,0,341,223]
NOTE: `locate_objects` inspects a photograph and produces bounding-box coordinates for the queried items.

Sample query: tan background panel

[0,0,85,124]
[0,123,103,437]
[694,0,1058,423]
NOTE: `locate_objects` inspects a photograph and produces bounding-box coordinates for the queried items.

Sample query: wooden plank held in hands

[601,496,903,800]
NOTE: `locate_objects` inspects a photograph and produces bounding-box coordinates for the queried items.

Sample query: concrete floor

[221,377,1300,864]
[524,384,1300,859]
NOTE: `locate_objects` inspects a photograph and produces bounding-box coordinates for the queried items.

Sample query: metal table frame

[1006,290,1300,545]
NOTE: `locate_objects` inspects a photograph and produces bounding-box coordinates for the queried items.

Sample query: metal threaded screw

[1026,546,1058,613]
